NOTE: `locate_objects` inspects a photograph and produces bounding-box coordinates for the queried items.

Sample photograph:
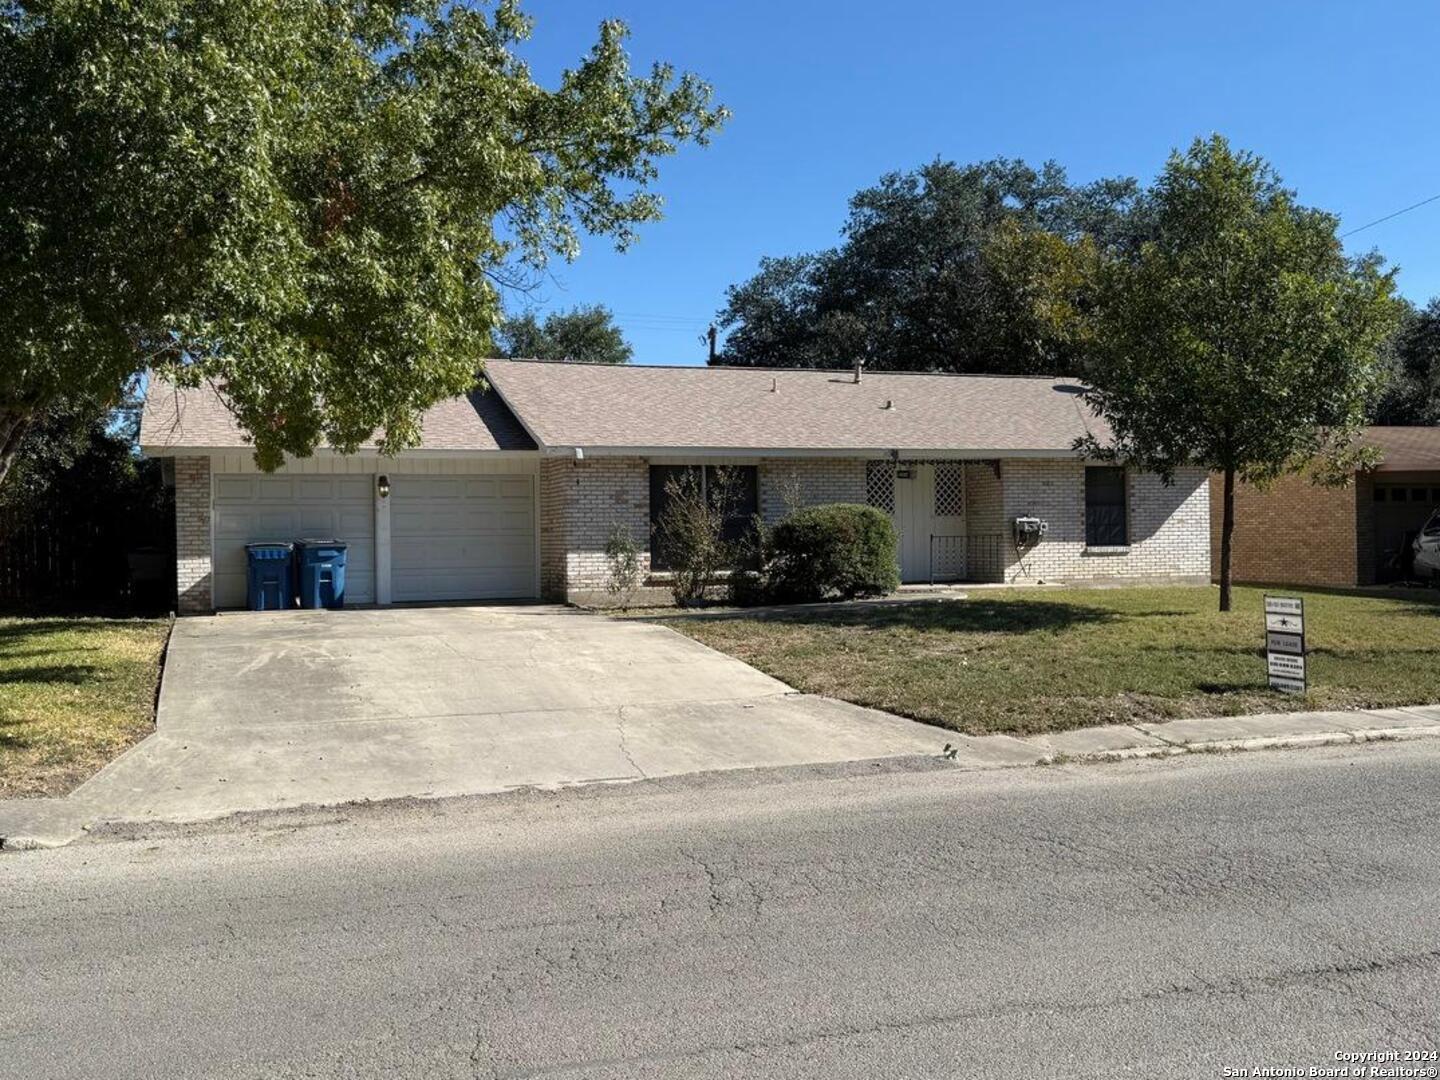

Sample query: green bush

[766,504,899,602]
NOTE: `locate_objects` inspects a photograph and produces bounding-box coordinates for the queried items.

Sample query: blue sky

[513,0,1440,365]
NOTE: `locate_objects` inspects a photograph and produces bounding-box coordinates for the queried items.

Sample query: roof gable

[139,378,535,454]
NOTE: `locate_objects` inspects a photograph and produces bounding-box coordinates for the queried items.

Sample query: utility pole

[703,324,717,365]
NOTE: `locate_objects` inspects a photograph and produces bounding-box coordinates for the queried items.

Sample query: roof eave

[539,444,1090,460]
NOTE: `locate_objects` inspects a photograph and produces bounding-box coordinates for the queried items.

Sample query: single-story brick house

[1211,426,1440,588]
[139,360,1212,613]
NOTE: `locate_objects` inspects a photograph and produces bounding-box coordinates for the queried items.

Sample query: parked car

[1412,510,1440,578]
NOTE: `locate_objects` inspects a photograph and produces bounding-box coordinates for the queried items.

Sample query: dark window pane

[1085,466,1127,547]
[1393,488,1408,502]
[649,465,700,571]
[1374,488,1387,502]
[648,465,758,571]
[1415,488,1430,504]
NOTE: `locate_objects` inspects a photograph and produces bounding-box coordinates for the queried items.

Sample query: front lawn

[0,617,171,798]
[648,586,1440,736]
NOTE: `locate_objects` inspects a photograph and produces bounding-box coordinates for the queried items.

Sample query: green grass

[0,617,171,798]
[645,586,1440,736]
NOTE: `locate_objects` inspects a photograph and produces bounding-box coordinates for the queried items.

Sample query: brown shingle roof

[483,359,1109,454]
[1361,426,1440,472]
[139,377,535,453]
[140,361,1112,457]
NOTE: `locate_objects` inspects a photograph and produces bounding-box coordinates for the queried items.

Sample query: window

[1374,488,1387,503]
[1415,488,1431,505]
[648,465,758,571]
[1085,467,1127,547]
[1393,487,1408,503]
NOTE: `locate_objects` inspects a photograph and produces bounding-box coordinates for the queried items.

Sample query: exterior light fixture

[377,474,391,499]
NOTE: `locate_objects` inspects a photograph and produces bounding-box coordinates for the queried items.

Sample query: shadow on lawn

[0,663,99,687]
[0,619,135,644]
[663,598,1118,636]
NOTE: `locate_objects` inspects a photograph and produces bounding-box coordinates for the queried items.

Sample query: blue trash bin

[245,542,295,611]
[295,539,348,609]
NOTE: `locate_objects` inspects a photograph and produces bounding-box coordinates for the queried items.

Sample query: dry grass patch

[643,586,1440,736]
[0,617,171,798]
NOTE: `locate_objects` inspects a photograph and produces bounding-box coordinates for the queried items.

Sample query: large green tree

[1080,136,1401,611]
[1371,297,1440,425]
[713,159,1142,373]
[497,305,632,363]
[0,0,724,482]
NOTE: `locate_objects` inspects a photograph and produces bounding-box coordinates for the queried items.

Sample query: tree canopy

[713,159,1144,373]
[1370,298,1440,425]
[497,305,633,364]
[0,0,724,481]
[1079,136,1401,610]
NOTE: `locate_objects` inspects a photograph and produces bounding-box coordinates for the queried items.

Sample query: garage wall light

[377,474,391,499]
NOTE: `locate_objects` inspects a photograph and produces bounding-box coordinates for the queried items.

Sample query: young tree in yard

[498,306,633,364]
[655,467,743,606]
[1081,136,1402,611]
[0,1,724,486]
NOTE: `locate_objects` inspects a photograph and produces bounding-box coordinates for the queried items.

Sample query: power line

[1341,191,1440,239]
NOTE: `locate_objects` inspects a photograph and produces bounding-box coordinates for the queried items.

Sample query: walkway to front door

[894,462,968,582]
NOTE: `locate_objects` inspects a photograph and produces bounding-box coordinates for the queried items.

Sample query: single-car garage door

[212,474,377,608]
[390,474,537,602]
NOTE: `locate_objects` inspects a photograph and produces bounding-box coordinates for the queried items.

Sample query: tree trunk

[1218,465,1236,612]
[0,409,33,492]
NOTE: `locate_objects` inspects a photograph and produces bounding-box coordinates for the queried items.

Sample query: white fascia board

[141,445,540,461]
[540,445,1087,460]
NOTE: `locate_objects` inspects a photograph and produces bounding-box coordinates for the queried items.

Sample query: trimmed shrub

[766,503,899,602]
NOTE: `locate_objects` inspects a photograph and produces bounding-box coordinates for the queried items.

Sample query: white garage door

[212,474,376,608]
[390,474,537,602]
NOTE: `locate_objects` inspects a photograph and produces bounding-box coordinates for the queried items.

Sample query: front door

[895,463,932,582]
[893,462,967,583]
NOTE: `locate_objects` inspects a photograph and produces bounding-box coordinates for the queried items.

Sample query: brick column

[174,456,213,614]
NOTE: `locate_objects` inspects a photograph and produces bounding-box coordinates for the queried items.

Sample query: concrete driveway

[67,605,948,826]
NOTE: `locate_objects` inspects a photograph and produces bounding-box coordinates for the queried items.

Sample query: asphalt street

[4,742,1439,1079]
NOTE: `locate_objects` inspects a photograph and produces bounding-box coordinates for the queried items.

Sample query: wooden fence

[0,502,173,613]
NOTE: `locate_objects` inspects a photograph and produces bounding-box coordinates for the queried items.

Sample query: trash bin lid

[296,538,344,547]
[246,541,294,554]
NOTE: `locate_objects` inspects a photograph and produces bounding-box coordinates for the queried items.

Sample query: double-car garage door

[211,470,536,608]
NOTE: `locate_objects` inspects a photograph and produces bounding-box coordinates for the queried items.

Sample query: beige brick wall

[962,461,1008,582]
[174,456,213,614]
[757,459,867,522]
[1002,460,1210,583]
[542,454,1211,602]
[539,457,650,602]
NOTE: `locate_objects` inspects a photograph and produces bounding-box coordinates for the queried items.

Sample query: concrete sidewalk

[6,701,1438,851]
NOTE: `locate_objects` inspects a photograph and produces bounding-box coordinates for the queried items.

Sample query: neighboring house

[139,360,1212,613]
[1210,426,1440,589]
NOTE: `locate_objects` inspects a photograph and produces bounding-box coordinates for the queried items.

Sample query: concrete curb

[5,712,1440,853]
[1036,724,1440,765]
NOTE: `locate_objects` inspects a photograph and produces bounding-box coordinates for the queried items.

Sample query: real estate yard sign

[1264,596,1306,694]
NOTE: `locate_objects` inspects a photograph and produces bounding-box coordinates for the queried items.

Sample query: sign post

[1263,595,1306,694]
